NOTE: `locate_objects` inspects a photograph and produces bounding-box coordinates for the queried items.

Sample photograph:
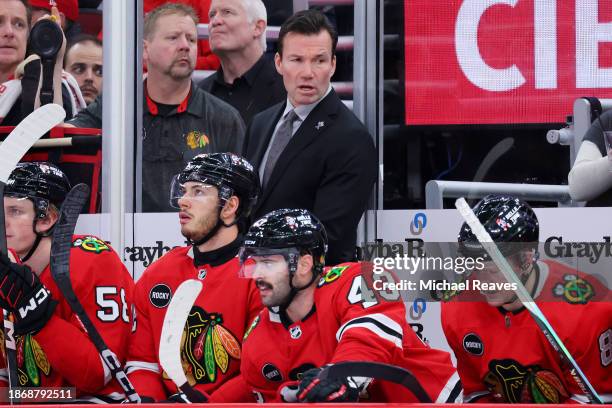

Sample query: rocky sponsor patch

[463,333,484,356]
[262,363,283,382]
[149,284,172,308]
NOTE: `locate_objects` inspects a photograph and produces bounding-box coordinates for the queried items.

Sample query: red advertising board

[404,0,612,125]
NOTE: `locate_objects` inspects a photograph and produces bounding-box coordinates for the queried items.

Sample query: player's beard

[256,277,292,308]
[180,210,217,243]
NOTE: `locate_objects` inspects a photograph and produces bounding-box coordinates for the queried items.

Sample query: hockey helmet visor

[238,247,301,279]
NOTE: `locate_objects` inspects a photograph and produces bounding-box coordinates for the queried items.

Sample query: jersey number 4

[96,286,130,323]
[347,271,400,309]
[599,328,612,367]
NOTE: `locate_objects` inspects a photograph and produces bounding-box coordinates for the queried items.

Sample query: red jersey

[212,262,461,403]
[442,260,612,403]
[126,240,262,401]
[0,235,135,403]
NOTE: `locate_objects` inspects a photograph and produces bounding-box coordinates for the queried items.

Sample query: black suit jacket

[245,90,377,265]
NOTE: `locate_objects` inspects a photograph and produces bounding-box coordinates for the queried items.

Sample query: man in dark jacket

[199,0,285,125]
[245,10,377,265]
[69,3,245,212]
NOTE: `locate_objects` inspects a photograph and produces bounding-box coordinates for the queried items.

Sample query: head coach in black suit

[244,9,377,265]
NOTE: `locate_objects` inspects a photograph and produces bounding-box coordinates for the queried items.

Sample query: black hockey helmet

[458,195,539,260]
[5,162,71,218]
[170,153,260,220]
[240,208,328,275]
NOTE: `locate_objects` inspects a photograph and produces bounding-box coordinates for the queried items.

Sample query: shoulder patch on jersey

[261,363,283,382]
[462,332,484,356]
[552,274,594,304]
[243,315,260,341]
[317,265,349,287]
[149,283,172,308]
[72,236,110,254]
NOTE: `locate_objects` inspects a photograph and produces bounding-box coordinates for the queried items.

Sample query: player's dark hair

[277,9,338,57]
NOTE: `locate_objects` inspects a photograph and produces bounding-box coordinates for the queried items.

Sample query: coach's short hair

[277,9,337,57]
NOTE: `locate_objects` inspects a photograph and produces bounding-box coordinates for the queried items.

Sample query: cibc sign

[404,0,612,125]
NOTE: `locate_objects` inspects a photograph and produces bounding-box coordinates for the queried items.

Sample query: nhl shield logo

[198,268,207,280]
[289,325,302,339]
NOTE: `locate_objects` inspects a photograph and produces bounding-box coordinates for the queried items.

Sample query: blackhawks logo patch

[185,131,209,149]
[72,236,110,254]
[484,359,568,403]
[16,334,51,387]
[553,274,594,304]
[172,306,241,385]
[318,266,348,287]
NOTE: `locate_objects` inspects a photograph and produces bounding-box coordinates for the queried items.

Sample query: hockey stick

[0,103,65,403]
[0,135,101,149]
[159,279,207,402]
[319,361,433,403]
[455,197,603,404]
[50,184,141,403]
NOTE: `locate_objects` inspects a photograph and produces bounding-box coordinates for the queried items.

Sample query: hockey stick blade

[0,103,65,404]
[455,197,603,404]
[319,361,433,403]
[159,279,203,397]
[0,103,65,184]
[50,184,141,403]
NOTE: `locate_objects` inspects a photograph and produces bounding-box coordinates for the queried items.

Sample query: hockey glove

[297,367,360,403]
[166,387,209,403]
[0,253,57,335]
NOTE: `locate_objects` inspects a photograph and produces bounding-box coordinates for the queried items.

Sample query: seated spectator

[64,34,102,105]
[29,0,81,41]
[200,0,286,125]
[568,109,612,206]
[0,0,84,125]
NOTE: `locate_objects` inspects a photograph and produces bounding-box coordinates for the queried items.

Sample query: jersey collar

[144,80,192,116]
[192,234,243,267]
[268,304,317,329]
